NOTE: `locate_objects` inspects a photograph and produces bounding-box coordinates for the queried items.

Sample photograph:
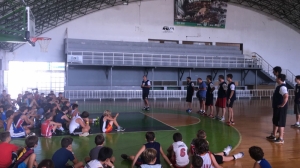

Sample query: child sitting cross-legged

[121,131,173,168]
[85,147,115,168]
[14,135,39,168]
[41,113,63,138]
[167,133,189,168]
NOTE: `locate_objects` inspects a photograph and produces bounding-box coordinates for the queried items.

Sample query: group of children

[0,132,116,168]
[0,90,126,139]
[186,74,237,125]
[119,130,271,168]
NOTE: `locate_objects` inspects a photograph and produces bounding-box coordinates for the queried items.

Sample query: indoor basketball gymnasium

[0,0,300,168]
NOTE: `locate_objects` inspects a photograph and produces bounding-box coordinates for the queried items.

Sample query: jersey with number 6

[172,141,189,166]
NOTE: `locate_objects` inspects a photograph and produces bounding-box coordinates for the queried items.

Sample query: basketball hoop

[31,37,51,52]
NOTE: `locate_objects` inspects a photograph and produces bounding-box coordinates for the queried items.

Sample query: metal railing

[64,89,295,101]
[252,52,296,84]
[68,51,260,69]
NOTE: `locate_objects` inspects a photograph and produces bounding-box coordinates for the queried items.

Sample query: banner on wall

[174,0,228,28]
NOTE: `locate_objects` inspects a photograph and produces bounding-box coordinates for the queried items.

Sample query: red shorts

[105,124,113,133]
[215,98,226,108]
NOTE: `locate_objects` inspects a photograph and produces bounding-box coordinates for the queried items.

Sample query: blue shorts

[17,162,27,168]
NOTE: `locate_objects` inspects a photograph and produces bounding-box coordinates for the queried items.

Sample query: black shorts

[72,127,82,135]
[226,99,235,108]
[205,94,214,106]
[186,94,193,103]
[272,107,288,127]
[213,154,223,164]
[142,92,149,100]
[294,104,300,114]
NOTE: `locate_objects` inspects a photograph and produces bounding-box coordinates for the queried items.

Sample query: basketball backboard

[0,6,35,45]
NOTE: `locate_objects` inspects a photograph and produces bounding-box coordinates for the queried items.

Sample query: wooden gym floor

[10,98,300,167]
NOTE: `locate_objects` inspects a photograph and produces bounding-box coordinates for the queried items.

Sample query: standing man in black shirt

[215,75,227,121]
[186,77,195,113]
[141,75,151,111]
[226,74,236,125]
[291,75,300,127]
[266,74,288,144]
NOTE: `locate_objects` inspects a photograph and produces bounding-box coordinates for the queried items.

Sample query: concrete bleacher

[65,38,243,57]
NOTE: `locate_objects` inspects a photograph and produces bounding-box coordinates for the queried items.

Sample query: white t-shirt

[69,116,82,133]
[85,160,103,168]
[230,84,235,91]
[275,81,286,88]
[140,164,162,168]
[172,141,189,167]
[200,153,214,168]
[279,86,288,96]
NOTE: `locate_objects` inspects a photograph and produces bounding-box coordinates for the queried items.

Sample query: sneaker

[223,145,232,156]
[143,107,147,110]
[146,107,150,111]
[219,117,225,121]
[291,123,300,127]
[116,127,125,132]
[121,154,129,160]
[26,132,36,137]
[79,132,89,137]
[274,138,284,144]
[233,152,244,159]
[266,135,276,140]
[187,109,192,114]
[230,121,235,125]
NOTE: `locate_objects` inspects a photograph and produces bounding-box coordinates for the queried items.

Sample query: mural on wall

[174,0,228,28]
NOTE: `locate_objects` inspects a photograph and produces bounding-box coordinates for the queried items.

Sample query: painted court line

[141,112,178,130]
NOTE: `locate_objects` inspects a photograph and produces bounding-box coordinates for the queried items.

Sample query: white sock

[58,127,64,131]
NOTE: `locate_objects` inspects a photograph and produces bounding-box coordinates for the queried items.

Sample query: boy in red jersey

[41,113,63,138]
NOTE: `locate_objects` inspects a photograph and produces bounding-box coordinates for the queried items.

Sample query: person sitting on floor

[0,131,19,168]
[52,137,83,168]
[121,131,173,168]
[71,104,80,118]
[85,147,115,168]
[85,134,115,164]
[190,130,243,164]
[69,111,90,137]
[100,110,125,133]
[14,135,39,168]
[192,139,222,168]
[41,113,63,138]
[167,132,189,168]
[54,106,71,130]
[140,148,162,168]
[191,155,203,168]
[249,146,272,168]
[37,159,54,168]
[5,110,33,138]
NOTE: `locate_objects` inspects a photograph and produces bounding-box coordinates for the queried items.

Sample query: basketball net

[31,37,51,52]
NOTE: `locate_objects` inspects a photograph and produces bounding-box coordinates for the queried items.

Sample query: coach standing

[141,75,151,111]
[266,74,288,144]
[186,77,195,113]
